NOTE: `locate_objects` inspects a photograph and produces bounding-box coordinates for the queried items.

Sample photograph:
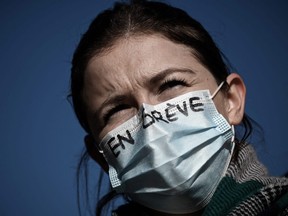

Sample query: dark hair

[69,0,256,215]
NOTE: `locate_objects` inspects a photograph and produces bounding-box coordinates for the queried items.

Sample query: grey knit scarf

[203,142,288,216]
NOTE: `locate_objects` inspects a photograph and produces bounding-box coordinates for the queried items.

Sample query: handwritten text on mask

[105,96,204,158]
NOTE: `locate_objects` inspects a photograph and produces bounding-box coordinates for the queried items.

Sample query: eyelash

[158,78,189,93]
[103,104,130,123]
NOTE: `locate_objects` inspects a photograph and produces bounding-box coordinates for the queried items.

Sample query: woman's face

[83,35,230,141]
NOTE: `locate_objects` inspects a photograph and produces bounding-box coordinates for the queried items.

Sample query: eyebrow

[97,67,196,115]
[149,67,196,85]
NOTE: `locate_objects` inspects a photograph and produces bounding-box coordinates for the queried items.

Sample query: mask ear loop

[94,140,104,154]
[231,125,235,143]
[97,146,104,154]
[210,81,225,99]
[209,81,236,144]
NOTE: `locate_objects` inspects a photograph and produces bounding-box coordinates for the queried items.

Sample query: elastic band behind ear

[210,81,225,99]
[96,144,104,154]
[231,125,235,143]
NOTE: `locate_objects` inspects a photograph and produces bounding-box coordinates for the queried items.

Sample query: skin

[82,34,246,215]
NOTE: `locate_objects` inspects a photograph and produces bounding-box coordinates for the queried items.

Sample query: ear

[84,135,109,173]
[225,73,246,125]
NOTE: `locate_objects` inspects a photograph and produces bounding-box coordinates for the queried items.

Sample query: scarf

[203,142,288,216]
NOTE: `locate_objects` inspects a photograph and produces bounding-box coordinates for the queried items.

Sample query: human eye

[102,104,131,124]
[158,78,189,94]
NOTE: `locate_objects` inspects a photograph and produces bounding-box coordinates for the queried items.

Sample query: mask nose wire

[209,81,225,99]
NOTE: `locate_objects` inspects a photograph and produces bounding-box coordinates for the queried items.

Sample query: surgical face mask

[98,83,235,214]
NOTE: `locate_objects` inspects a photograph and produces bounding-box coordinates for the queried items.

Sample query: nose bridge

[134,91,157,108]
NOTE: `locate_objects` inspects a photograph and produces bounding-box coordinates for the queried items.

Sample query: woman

[70,0,288,215]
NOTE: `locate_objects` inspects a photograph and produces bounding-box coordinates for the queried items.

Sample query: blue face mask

[98,83,235,214]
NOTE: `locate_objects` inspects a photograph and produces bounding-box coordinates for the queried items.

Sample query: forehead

[85,35,211,81]
[86,35,197,76]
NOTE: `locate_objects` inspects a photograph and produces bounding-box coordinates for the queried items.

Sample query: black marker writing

[176,101,188,116]
[189,97,204,112]
[107,130,134,158]
[165,103,177,122]
[143,112,155,129]
[106,96,204,158]
[143,96,204,129]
